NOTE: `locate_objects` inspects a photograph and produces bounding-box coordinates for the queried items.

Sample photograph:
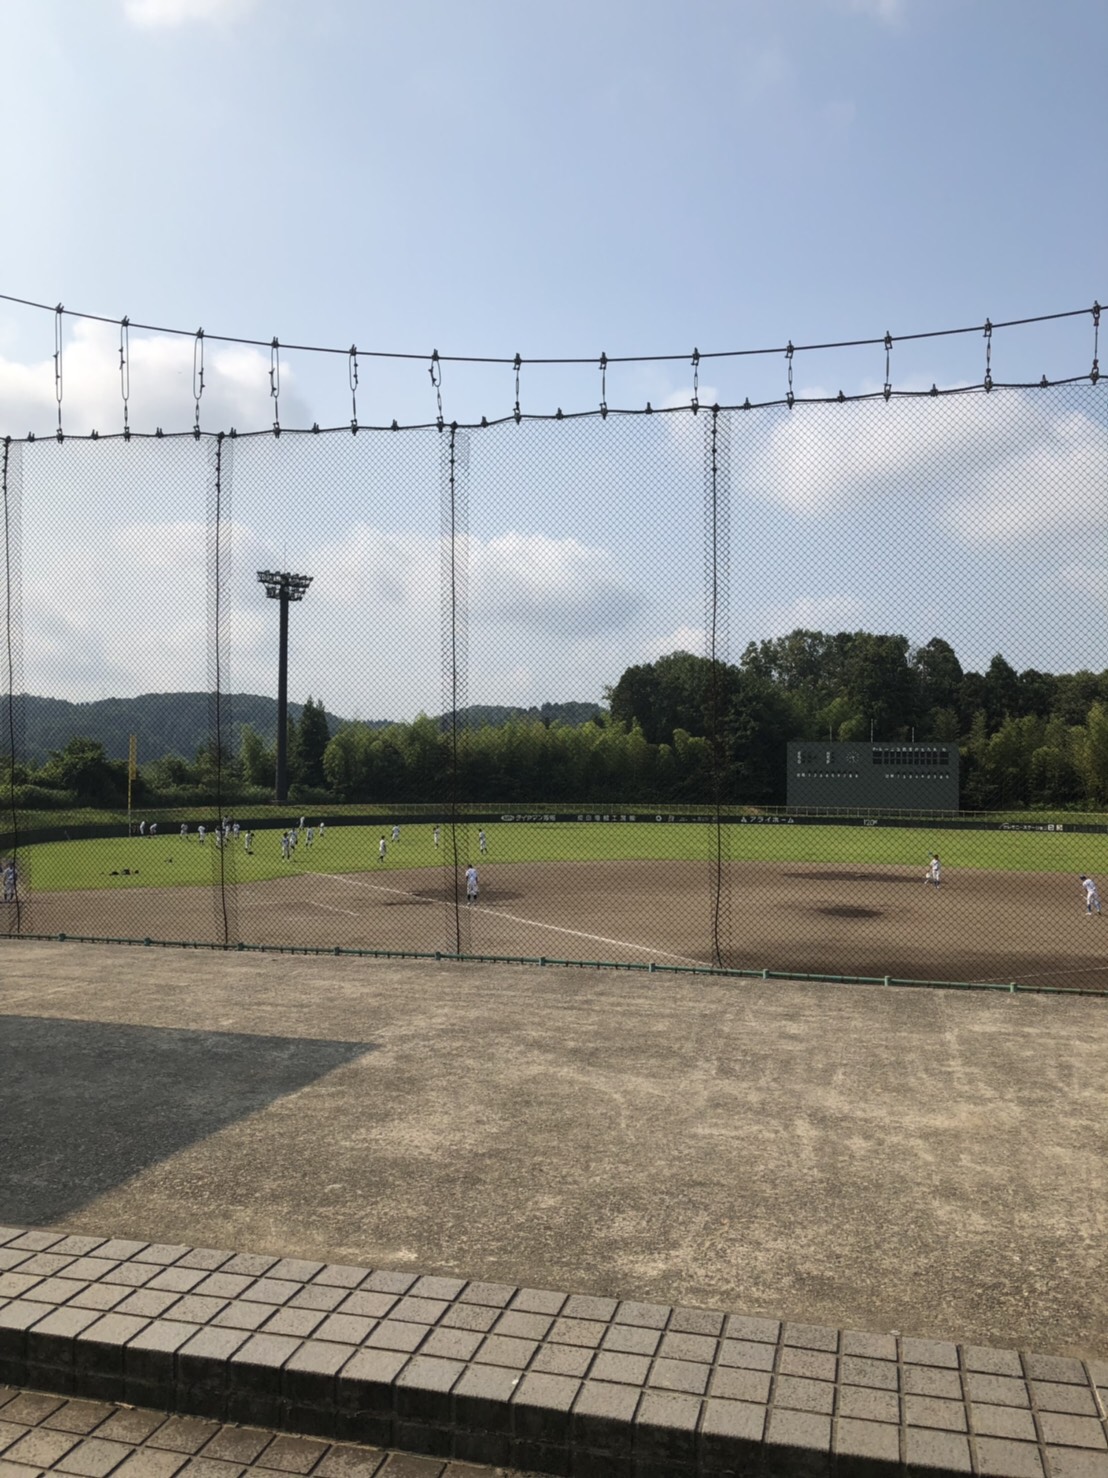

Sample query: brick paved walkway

[1,1226,1106,1477]
[0,1385,526,1475]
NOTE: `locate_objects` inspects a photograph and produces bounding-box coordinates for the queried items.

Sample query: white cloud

[122,0,258,26]
[754,595,867,639]
[750,391,1108,544]
[471,532,644,634]
[1058,564,1108,610]
[0,320,312,439]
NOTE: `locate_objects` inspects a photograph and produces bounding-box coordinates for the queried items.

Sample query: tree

[913,638,963,715]
[292,697,330,790]
[40,737,127,807]
[239,725,274,789]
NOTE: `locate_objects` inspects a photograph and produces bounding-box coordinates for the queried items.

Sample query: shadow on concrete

[0,1016,374,1226]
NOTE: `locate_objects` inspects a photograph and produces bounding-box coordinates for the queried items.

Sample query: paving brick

[50,1238,107,1258]
[42,1399,114,1434]
[649,1357,710,1396]
[783,1323,838,1354]
[437,1305,497,1335]
[388,1300,448,1327]
[64,1285,129,1316]
[569,1379,640,1455]
[529,1344,593,1378]
[336,1348,410,1415]
[490,1311,552,1342]
[132,1244,191,1268]
[7,1232,66,1253]
[450,1361,520,1433]
[1025,1356,1089,1385]
[775,1375,836,1416]
[76,1313,152,1379]
[248,1432,327,1472]
[560,1296,617,1323]
[763,1408,831,1476]
[175,1251,233,1273]
[311,1266,367,1291]
[971,1403,1039,1441]
[407,1278,465,1303]
[599,1324,659,1357]
[227,1334,301,1393]
[455,1282,514,1309]
[212,1303,272,1333]
[1037,1414,1107,1451]
[967,1372,1031,1408]
[192,1275,256,1301]
[0,1418,28,1454]
[834,1414,902,1470]
[904,1394,968,1432]
[260,1308,327,1340]
[53,1435,135,1475]
[219,1256,278,1279]
[313,1444,388,1475]
[840,1329,899,1362]
[241,1279,302,1307]
[587,1352,650,1387]
[416,1328,482,1363]
[123,1318,197,1383]
[163,1296,229,1325]
[12,1252,75,1278]
[92,1407,168,1443]
[633,1389,701,1466]
[699,1395,765,1469]
[667,1307,724,1338]
[1043,1451,1108,1478]
[178,1326,253,1394]
[903,1365,963,1400]
[965,1345,1024,1377]
[0,1273,45,1301]
[508,1289,565,1317]
[361,1273,417,1297]
[362,1323,426,1355]
[472,1335,537,1370]
[654,1331,714,1364]
[1033,1382,1099,1416]
[102,1262,160,1289]
[26,1304,104,1365]
[281,1340,352,1405]
[2,1425,83,1467]
[147,1271,212,1294]
[723,1314,780,1344]
[976,1436,1045,1477]
[780,1347,837,1382]
[173,1456,248,1475]
[337,1294,397,1321]
[901,1337,960,1370]
[111,1289,186,1319]
[112,1449,189,1476]
[718,1336,776,1372]
[1,1391,66,1423]
[265,1260,324,1284]
[146,1415,221,1454]
[93,1241,148,1262]
[313,1315,376,1347]
[903,1427,973,1474]
[840,1355,898,1392]
[59,1258,121,1284]
[394,1355,466,1424]
[512,1372,581,1443]
[612,1301,669,1330]
[548,1318,606,1349]
[710,1365,771,1405]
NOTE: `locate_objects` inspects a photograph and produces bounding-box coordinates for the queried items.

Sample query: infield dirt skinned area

[4,858,1107,990]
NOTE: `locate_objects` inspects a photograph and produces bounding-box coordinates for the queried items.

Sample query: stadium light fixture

[256,570,313,804]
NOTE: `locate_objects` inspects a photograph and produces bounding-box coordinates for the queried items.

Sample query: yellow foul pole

[128,734,137,836]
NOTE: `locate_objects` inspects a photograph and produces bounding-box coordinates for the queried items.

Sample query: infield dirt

[4,858,1107,990]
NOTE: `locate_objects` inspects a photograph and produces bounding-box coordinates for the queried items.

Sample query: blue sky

[0,0,1105,720]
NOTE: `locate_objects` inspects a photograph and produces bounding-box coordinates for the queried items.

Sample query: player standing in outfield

[150,822,157,838]
[138,820,146,837]
[180,822,188,841]
[392,823,400,843]
[925,854,941,887]
[318,820,325,840]
[478,828,487,855]
[243,830,253,854]
[379,835,387,862]
[465,863,478,904]
[433,825,440,848]
[3,861,16,903]
[198,824,206,844]
[306,826,314,847]
[1080,875,1101,915]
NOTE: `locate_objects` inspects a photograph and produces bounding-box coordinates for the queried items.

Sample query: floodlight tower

[256,570,313,805]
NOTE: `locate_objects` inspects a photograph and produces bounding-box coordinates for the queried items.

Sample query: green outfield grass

[12,818,1107,892]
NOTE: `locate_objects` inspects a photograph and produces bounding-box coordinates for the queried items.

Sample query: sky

[0,0,1105,724]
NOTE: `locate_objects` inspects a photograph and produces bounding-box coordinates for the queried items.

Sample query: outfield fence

[1,306,1106,987]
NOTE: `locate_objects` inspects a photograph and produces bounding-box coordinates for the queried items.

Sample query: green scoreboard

[786,742,961,811]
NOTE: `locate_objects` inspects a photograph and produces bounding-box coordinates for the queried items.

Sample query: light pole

[256,570,313,804]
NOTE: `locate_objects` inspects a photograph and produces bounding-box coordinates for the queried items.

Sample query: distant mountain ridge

[17,694,605,765]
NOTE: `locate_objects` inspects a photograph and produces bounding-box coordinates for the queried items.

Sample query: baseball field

[3,819,1107,992]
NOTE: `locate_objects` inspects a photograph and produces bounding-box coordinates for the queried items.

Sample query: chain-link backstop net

[2,374,1106,990]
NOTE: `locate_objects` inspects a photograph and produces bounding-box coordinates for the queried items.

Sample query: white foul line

[320,871,706,967]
